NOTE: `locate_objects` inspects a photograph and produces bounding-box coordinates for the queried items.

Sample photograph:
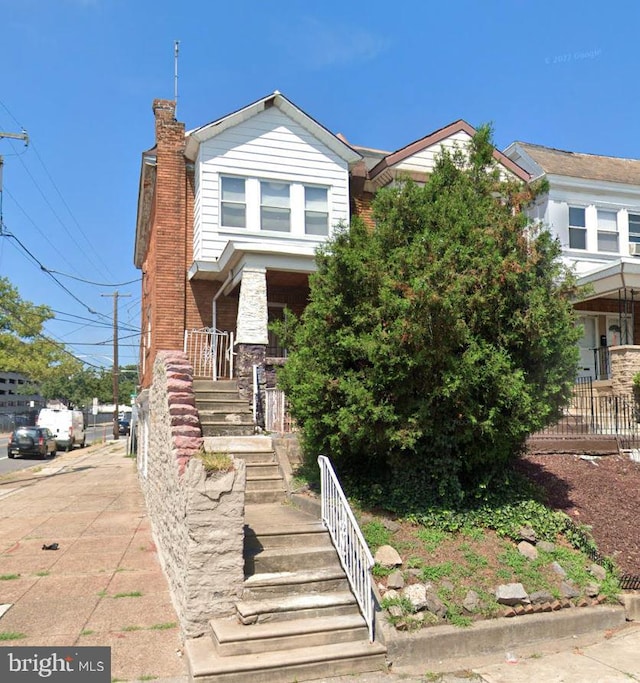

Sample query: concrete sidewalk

[0,440,188,682]
[1,440,639,683]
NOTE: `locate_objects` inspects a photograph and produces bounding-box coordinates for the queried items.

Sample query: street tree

[276,127,580,509]
[0,276,80,389]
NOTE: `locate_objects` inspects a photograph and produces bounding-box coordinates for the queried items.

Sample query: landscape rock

[374,545,403,568]
[425,588,447,618]
[589,563,607,581]
[561,581,581,599]
[387,605,404,618]
[386,570,405,590]
[529,590,554,604]
[585,582,600,598]
[441,579,455,592]
[551,561,567,577]
[495,583,530,606]
[538,541,556,553]
[518,526,537,543]
[463,589,480,613]
[403,583,428,611]
[383,589,399,601]
[517,540,539,561]
[382,519,401,533]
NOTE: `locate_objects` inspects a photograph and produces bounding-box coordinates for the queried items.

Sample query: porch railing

[535,378,640,450]
[265,388,295,433]
[318,455,375,641]
[592,346,610,380]
[184,328,234,380]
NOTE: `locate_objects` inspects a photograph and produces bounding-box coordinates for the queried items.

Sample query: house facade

[505,142,640,387]
[134,93,529,407]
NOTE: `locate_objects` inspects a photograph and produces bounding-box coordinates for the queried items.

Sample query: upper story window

[221,177,246,228]
[261,181,291,232]
[569,207,586,249]
[597,209,618,252]
[629,213,640,243]
[305,187,329,235]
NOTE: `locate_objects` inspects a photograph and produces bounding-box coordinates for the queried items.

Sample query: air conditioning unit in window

[629,243,640,256]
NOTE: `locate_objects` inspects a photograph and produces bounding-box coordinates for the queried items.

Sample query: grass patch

[194,449,233,474]
[361,520,391,552]
[122,625,143,632]
[113,591,142,599]
[80,629,95,636]
[34,571,50,577]
[0,632,26,641]
[149,622,177,630]
[0,574,20,581]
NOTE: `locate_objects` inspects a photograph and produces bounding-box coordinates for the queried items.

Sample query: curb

[379,604,626,671]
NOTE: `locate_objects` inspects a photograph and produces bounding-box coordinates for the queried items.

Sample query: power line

[47,269,141,287]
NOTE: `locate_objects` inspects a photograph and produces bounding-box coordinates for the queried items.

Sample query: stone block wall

[609,346,640,397]
[137,350,246,638]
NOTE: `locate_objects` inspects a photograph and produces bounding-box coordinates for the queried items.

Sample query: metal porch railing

[318,455,375,641]
[184,328,234,380]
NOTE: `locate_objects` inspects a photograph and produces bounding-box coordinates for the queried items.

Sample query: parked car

[118,419,130,436]
[8,426,57,459]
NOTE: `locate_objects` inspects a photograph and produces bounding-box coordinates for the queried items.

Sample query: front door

[576,316,597,379]
[606,315,632,346]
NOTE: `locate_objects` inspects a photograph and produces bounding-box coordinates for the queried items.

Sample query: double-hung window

[261,181,290,232]
[597,209,618,252]
[221,177,246,228]
[568,207,586,249]
[304,186,329,235]
[629,213,640,244]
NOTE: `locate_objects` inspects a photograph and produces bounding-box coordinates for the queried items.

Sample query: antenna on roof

[174,40,180,117]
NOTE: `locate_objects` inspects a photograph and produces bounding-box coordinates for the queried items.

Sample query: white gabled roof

[184,91,361,165]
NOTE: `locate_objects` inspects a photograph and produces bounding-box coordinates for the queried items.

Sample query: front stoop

[203,436,287,504]
[194,379,255,437]
[185,501,387,682]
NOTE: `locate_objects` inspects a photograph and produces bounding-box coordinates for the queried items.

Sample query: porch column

[235,267,267,408]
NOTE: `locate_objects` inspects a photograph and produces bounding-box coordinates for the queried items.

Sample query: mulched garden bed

[516,452,640,578]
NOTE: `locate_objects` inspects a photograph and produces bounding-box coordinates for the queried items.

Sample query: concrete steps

[186,501,386,682]
[186,636,386,683]
[194,380,255,437]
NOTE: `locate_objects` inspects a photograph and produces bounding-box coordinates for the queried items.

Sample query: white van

[37,408,86,451]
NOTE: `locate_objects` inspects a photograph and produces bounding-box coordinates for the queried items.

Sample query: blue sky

[0,0,637,369]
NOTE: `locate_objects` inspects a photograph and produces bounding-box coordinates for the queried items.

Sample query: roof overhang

[576,257,640,301]
[187,240,319,290]
[134,150,157,268]
[184,91,362,167]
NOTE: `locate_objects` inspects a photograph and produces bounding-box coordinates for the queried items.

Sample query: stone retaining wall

[137,351,246,638]
[609,345,640,397]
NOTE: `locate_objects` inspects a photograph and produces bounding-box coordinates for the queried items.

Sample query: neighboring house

[134,93,529,407]
[505,142,640,387]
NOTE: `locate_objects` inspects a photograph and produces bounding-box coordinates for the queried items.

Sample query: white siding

[193,107,350,262]
[394,131,473,174]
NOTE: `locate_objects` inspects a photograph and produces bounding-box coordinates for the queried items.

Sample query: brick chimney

[141,99,188,387]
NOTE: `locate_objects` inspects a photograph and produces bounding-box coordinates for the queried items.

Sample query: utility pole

[101,291,131,440]
[0,129,29,233]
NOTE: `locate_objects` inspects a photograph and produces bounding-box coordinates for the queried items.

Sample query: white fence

[184,328,234,380]
[318,455,375,641]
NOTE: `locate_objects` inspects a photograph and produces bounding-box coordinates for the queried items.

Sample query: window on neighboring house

[597,209,619,252]
[221,177,246,228]
[629,213,640,243]
[569,207,586,249]
[305,186,329,235]
[261,181,290,232]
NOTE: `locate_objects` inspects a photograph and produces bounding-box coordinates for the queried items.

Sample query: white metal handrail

[184,328,234,380]
[317,455,375,641]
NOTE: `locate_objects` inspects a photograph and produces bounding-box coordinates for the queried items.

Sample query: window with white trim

[305,186,329,235]
[597,209,618,252]
[629,213,640,243]
[261,181,291,232]
[568,207,586,249]
[221,177,246,228]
